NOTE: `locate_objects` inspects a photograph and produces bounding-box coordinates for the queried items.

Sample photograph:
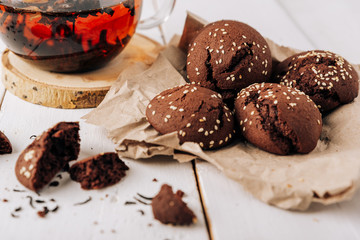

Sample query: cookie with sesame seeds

[186,20,272,106]
[273,50,359,112]
[146,84,235,150]
[15,122,80,192]
[0,131,12,154]
[234,83,322,155]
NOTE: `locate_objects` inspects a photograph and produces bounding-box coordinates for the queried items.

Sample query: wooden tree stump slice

[1,34,163,109]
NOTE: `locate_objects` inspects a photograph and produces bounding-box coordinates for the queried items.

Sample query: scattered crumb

[313,218,319,222]
[37,207,49,218]
[152,178,158,182]
[111,229,116,233]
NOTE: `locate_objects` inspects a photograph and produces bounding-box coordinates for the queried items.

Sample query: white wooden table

[1,0,360,239]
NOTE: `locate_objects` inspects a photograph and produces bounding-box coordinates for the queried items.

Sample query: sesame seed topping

[179,108,184,112]
[152,111,156,115]
[210,141,215,145]
[148,104,152,109]
[219,140,223,145]
[199,142,204,147]
[24,150,35,161]
[24,171,31,179]
[164,118,168,122]
[20,166,26,175]
[198,128,204,133]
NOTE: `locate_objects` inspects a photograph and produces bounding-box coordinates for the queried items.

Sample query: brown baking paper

[83,13,360,211]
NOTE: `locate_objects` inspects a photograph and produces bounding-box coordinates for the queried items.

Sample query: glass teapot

[0,0,175,72]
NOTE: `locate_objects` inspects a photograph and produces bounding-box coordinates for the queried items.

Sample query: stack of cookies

[146,20,359,155]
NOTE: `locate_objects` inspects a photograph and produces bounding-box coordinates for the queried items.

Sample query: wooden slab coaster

[1,34,163,109]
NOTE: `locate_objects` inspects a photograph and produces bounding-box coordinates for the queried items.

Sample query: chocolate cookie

[69,152,129,190]
[234,83,322,155]
[15,122,80,192]
[0,131,12,154]
[274,50,359,112]
[152,184,196,225]
[146,84,235,150]
[187,20,272,106]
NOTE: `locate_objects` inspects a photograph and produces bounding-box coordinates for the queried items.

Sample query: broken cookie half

[15,122,80,192]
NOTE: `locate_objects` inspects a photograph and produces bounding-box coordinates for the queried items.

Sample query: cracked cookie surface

[146,84,235,150]
[273,50,359,112]
[234,83,322,155]
[186,20,272,106]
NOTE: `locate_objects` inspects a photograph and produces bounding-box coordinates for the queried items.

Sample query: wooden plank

[0,41,5,108]
[197,161,360,240]
[160,0,314,50]
[0,1,208,237]
[277,0,360,63]
[169,0,360,239]
[0,92,209,239]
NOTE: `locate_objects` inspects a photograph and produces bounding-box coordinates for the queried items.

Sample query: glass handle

[137,0,176,29]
